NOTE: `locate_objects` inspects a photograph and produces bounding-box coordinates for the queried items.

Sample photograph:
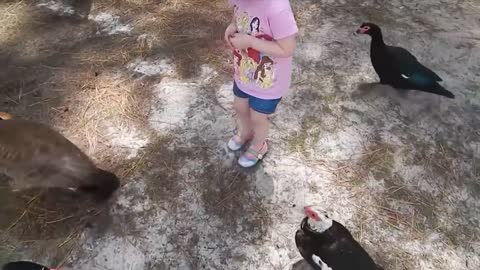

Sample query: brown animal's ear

[0,112,13,120]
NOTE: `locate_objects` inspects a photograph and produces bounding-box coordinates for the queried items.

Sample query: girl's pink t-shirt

[229,0,298,99]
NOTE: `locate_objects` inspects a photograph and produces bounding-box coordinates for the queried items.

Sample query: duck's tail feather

[417,83,455,99]
[430,83,455,99]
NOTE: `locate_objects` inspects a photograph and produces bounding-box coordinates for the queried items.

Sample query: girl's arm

[230,33,297,58]
[224,13,237,49]
[251,35,296,58]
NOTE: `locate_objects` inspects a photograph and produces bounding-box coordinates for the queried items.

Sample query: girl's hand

[224,23,237,49]
[230,33,254,50]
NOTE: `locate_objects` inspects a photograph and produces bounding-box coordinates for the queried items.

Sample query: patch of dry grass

[381,247,417,270]
[358,143,395,181]
[287,115,322,154]
[94,0,232,77]
[333,142,436,244]
[49,69,151,163]
[0,1,30,44]
[327,142,396,185]
[0,186,105,268]
[140,136,190,204]
[197,162,272,240]
[344,139,476,266]
[70,37,145,67]
[0,190,98,236]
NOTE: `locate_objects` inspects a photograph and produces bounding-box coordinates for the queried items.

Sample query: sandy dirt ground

[0,0,479,269]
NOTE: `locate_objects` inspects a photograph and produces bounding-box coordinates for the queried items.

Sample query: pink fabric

[229,0,298,99]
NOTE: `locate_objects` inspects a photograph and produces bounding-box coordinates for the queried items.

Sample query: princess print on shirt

[233,9,275,89]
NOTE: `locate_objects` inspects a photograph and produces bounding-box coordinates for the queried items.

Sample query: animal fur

[0,113,119,200]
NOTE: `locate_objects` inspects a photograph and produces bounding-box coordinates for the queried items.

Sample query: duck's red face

[356,24,371,34]
[304,206,322,221]
[303,206,333,233]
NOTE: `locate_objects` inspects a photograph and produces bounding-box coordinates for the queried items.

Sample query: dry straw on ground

[95,0,232,77]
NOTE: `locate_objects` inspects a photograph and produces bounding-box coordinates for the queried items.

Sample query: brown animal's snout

[0,112,13,120]
[78,169,120,201]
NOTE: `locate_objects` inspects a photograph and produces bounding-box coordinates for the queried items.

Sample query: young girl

[224,0,298,167]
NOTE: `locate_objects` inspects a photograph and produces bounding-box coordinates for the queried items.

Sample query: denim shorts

[233,82,281,115]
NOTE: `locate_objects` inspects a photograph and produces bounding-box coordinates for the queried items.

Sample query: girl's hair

[250,17,260,32]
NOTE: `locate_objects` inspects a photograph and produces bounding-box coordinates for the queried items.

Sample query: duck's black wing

[386,46,455,98]
[317,237,379,270]
[295,229,322,270]
[309,222,380,270]
[2,261,50,270]
[386,46,443,83]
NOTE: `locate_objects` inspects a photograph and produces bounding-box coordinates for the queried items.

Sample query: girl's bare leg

[233,96,253,140]
[250,109,269,149]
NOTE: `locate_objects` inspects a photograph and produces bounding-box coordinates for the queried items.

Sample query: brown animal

[0,113,119,200]
[0,112,13,120]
